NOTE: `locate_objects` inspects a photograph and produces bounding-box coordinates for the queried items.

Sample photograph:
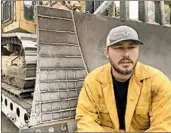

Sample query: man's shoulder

[137,62,169,80]
[85,63,110,82]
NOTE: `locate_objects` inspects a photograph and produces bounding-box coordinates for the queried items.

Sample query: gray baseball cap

[106,25,144,47]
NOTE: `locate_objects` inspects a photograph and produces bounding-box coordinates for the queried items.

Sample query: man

[75,25,171,132]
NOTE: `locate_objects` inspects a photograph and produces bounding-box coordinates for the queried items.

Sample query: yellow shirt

[76,62,171,132]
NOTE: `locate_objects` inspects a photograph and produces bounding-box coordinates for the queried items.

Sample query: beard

[108,57,137,75]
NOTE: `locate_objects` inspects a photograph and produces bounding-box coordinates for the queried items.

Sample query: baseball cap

[106,25,144,47]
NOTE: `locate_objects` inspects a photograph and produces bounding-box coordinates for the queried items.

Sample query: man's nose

[123,49,130,57]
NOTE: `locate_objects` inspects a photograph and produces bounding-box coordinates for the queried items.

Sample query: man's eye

[128,47,135,49]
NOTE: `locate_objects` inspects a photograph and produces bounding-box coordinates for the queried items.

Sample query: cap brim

[109,38,144,46]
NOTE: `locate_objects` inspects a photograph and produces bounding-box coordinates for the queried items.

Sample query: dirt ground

[1,112,19,132]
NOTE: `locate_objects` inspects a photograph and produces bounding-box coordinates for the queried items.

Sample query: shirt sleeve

[145,73,171,132]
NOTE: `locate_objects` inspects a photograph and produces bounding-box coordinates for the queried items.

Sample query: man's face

[104,40,140,75]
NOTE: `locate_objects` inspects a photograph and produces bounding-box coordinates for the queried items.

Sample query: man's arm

[145,73,171,132]
[75,80,115,132]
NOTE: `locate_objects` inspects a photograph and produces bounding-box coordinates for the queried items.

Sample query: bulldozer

[1,1,171,132]
[1,1,83,96]
[1,1,84,132]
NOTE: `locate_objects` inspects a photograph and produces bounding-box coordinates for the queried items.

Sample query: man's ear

[104,47,109,59]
